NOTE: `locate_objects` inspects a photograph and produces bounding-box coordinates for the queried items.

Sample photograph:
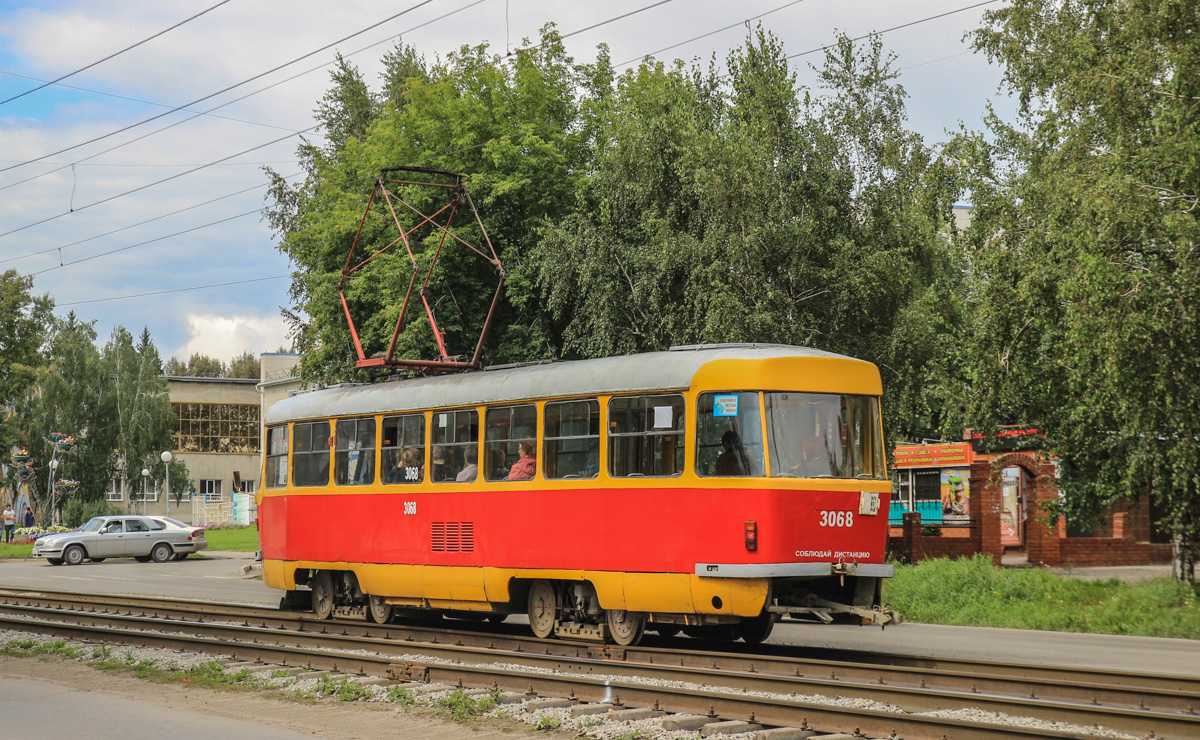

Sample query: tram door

[1000,466,1026,547]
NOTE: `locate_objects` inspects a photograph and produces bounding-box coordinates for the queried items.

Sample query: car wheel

[173,553,189,560]
[47,558,63,566]
[63,545,86,566]
[89,558,106,563]
[149,543,173,563]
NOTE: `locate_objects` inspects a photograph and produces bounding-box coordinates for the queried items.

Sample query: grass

[203,526,260,552]
[0,542,34,558]
[884,555,1200,639]
[436,688,499,722]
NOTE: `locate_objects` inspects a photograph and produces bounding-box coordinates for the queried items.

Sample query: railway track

[0,587,1195,740]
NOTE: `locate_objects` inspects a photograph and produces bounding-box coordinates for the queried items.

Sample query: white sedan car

[32,515,208,565]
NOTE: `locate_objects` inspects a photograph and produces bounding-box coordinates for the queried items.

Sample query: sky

[0,0,1014,365]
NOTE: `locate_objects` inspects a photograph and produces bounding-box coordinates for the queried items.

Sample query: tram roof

[265,344,870,424]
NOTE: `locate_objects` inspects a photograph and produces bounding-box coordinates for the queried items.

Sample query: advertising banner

[940,468,970,525]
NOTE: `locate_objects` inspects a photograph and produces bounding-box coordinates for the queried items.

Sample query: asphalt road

[1,554,1196,678]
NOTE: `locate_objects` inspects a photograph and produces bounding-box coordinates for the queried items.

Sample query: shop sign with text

[892,443,974,468]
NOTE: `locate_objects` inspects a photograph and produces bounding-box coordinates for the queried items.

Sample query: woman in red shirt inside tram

[506,440,537,480]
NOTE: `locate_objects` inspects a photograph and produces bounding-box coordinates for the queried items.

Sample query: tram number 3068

[403,501,417,515]
[818,510,853,527]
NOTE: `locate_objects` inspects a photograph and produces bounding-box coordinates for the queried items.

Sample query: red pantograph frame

[337,166,504,372]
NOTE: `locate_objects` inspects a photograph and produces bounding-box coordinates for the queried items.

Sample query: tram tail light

[745,520,757,551]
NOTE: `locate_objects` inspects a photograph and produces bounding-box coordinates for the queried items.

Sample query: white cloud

[176,312,288,362]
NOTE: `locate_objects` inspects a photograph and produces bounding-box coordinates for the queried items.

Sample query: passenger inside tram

[715,430,758,476]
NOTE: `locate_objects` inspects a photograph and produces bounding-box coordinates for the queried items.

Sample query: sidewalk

[1049,564,1174,583]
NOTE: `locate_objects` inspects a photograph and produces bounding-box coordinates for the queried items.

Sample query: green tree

[265,29,598,382]
[0,270,53,455]
[102,326,176,514]
[535,30,958,437]
[165,353,226,377]
[227,351,261,379]
[947,0,1200,580]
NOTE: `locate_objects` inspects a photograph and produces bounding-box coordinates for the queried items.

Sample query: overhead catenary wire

[35,0,999,307]
[616,0,808,68]
[0,0,438,175]
[786,0,1004,59]
[0,0,234,106]
[57,275,291,307]
[0,0,488,196]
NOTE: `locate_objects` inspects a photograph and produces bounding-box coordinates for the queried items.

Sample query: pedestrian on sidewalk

[1,504,15,544]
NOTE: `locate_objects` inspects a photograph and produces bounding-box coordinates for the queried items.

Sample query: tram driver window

[432,409,478,483]
[292,421,331,487]
[265,425,288,488]
[382,414,425,484]
[484,405,536,481]
[609,395,684,477]
[544,399,600,479]
[334,417,376,486]
[695,392,763,477]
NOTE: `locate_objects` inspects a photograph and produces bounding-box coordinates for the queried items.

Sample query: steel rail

[0,610,1106,740]
[0,598,1195,739]
[0,587,1195,714]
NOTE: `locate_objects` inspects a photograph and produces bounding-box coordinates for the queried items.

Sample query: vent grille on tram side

[431,522,475,552]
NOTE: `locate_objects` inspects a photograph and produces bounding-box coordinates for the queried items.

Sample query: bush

[61,499,122,528]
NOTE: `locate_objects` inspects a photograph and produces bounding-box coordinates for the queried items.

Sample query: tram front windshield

[766,393,885,479]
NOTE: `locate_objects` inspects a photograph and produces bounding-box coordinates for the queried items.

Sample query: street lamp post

[161,451,172,517]
[47,458,58,526]
[141,468,150,516]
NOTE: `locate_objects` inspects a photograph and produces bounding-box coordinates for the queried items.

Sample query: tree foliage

[947,0,1200,580]
[265,28,958,443]
[0,270,53,454]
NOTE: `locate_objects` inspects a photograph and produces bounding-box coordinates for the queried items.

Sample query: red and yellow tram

[257,344,897,645]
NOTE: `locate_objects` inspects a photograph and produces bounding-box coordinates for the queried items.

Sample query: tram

[257,343,898,645]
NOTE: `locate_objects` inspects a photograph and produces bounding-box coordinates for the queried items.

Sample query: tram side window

[265,425,288,488]
[484,405,536,481]
[764,393,885,479]
[431,409,478,483]
[382,414,425,484]
[292,421,331,487]
[609,395,684,477]
[544,399,600,479]
[695,392,763,477]
[334,417,376,486]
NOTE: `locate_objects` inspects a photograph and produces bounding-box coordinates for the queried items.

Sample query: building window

[335,417,376,486]
[382,414,425,484]
[431,409,478,483]
[239,479,255,494]
[172,402,261,454]
[544,399,600,479]
[293,421,331,487]
[106,479,123,502]
[265,425,288,488]
[199,479,223,503]
[484,405,536,482]
[608,395,684,477]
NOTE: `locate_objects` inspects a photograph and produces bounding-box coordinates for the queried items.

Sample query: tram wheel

[367,594,393,624]
[311,571,335,620]
[606,609,646,646]
[486,614,508,625]
[527,580,557,639]
[736,611,777,644]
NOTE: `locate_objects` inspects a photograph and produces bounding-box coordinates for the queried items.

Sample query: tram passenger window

[695,393,763,477]
[293,421,331,487]
[609,395,684,477]
[334,417,376,486]
[544,399,600,479]
[382,414,425,484]
[432,409,478,483]
[484,405,536,481]
[265,425,289,488]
